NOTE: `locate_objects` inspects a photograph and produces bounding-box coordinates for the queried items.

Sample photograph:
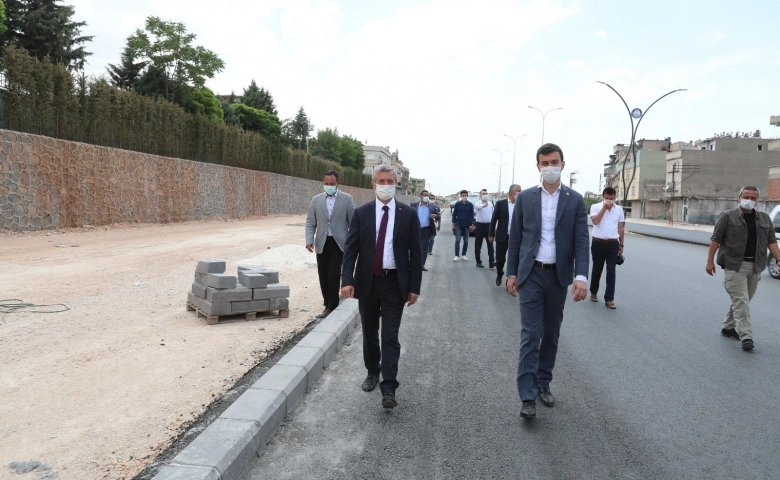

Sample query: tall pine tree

[241,79,277,115]
[1,0,93,69]
[106,40,147,89]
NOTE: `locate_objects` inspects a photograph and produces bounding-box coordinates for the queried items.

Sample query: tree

[242,80,277,115]
[232,103,281,138]
[309,128,365,170]
[290,106,310,149]
[106,39,147,89]
[340,135,364,170]
[221,102,241,126]
[0,0,7,37]
[181,86,223,123]
[0,0,93,69]
[127,16,224,102]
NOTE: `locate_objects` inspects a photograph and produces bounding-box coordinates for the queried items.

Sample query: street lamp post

[597,81,687,206]
[503,133,527,186]
[527,106,562,145]
[493,149,510,194]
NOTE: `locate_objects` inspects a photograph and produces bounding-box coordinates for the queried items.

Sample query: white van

[768,206,780,279]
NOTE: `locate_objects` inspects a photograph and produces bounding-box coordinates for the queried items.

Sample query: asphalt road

[241,217,780,480]
[625,221,712,245]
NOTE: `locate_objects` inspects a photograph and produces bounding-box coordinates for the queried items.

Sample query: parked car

[768,205,780,279]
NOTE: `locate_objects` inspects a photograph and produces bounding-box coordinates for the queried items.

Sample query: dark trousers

[590,240,619,301]
[495,239,508,275]
[517,265,567,401]
[420,226,432,267]
[359,273,405,394]
[428,233,435,254]
[474,223,494,264]
[454,225,470,256]
[316,236,343,311]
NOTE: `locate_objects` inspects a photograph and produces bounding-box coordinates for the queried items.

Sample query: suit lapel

[393,202,402,242]
[321,193,330,219]
[555,185,570,225]
[369,200,377,242]
[535,188,542,229]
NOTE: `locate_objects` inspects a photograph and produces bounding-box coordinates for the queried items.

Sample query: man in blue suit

[506,143,589,419]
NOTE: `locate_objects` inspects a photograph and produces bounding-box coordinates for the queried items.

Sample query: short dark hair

[323,170,339,181]
[480,188,487,193]
[420,190,429,196]
[536,143,564,164]
[602,186,616,196]
[460,189,468,195]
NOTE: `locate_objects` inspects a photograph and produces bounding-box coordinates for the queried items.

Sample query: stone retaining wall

[0,129,416,231]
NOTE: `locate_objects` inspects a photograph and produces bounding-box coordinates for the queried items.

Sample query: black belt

[375,269,397,276]
[534,261,557,270]
[476,222,490,225]
[743,257,755,262]
[592,237,619,243]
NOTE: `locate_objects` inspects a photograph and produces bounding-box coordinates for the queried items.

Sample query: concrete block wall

[0,129,418,231]
[767,166,780,200]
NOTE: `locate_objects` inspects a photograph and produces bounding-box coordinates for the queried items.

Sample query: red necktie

[373,205,389,276]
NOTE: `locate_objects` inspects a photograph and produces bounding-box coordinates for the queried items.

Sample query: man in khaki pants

[706,186,780,351]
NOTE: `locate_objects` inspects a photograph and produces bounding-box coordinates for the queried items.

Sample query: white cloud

[595,30,607,37]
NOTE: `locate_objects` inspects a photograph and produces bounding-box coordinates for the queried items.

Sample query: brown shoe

[605,301,616,309]
[590,294,598,302]
[316,308,332,319]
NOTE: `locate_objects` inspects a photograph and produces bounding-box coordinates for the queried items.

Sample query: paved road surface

[242,218,780,480]
[626,221,712,245]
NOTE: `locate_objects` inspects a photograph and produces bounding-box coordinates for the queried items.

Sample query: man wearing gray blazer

[306,170,355,318]
[506,144,589,419]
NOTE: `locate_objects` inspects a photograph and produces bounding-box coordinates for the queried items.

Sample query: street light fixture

[527,106,562,145]
[596,81,687,206]
[503,133,527,186]
[492,149,510,194]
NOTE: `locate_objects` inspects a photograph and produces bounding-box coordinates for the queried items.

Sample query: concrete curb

[152,299,361,480]
[625,222,711,246]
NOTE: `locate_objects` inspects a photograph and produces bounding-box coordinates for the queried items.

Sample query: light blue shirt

[417,203,431,227]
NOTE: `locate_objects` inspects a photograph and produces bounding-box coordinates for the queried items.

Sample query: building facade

[608,139,671,218]
[362,145,410,194]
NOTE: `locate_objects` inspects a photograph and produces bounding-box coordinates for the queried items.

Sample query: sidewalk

[624,216,714,233]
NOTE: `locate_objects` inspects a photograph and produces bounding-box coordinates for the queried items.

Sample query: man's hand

[488,237,494,243]
[470,225,476,233]
[618,245,624,254]
[571,280,587,301]
[306,244,314,253]
[407,293,419,306]
[451,224,456,233]
[506,277,518,297]
[340,286,354,298]
[604,199,613,210]
[706,260,717,276]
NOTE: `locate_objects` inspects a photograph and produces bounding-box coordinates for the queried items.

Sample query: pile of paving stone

[187,259,290,320]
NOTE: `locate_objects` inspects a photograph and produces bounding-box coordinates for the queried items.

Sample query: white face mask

[740,198,756,211]
[481,195,488,201]
[540,166,562,184]
[375,185,396,201]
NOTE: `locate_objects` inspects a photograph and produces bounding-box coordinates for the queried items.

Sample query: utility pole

[503,133,527,185]
[569,170,579,188]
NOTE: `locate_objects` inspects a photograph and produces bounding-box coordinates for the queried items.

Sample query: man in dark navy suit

[506,143,589,419]
[341,165,423,409]
[490,184,521,286]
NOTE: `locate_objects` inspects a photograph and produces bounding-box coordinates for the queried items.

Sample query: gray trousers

[722,261,760,341]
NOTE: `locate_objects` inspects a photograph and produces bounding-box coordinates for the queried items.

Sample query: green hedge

[0,46,371,188]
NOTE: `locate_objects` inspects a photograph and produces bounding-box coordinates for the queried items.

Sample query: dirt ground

[0,215,325,480]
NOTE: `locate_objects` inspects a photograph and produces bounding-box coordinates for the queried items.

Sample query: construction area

[0,214,323,479]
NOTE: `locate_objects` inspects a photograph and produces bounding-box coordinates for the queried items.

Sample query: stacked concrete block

[187,260,291,321]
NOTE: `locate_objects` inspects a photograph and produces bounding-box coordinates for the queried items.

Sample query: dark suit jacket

[506,185,589,287]
[489,198,510,242]
[341,199,423,300]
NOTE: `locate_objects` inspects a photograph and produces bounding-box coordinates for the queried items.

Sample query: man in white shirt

[589,186,625,309]
[474,188,495,268]
[506,143,589,419]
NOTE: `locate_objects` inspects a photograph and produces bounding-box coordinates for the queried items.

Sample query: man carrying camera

[589,186,625,309]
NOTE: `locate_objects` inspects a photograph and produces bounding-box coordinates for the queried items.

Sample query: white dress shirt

[508,198,516,237]
[590,201,625,240]
[375,198,397,269]
[475,199,494,223]
[535,184,561,264]
[325,192,337,236]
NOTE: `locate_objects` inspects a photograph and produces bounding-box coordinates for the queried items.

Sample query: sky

[68,0,780,196]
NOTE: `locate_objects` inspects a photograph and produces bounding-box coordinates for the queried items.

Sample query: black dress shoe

[721,328,740,340]
[496,274,502,287]
[520,400,536,418]
[742,338,754,351]
[489,262,495,269]
[538,387,554,407]
[316,308,332,319]
[362,374,380,392]
[476,262,484,268]
[422,267,428,271]
[382,392,398,409]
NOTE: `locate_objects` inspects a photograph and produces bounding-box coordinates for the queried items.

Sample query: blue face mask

[324,185,337,196]
[423,196,430,203]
